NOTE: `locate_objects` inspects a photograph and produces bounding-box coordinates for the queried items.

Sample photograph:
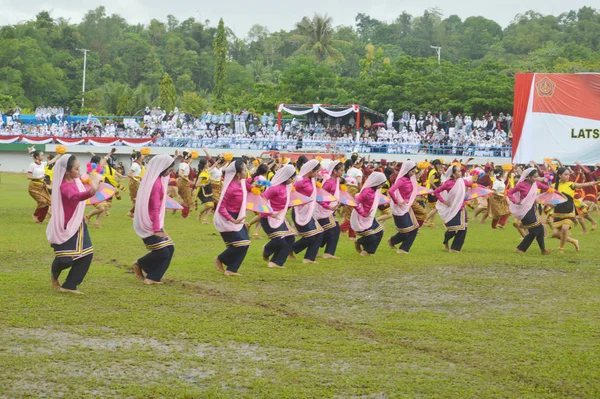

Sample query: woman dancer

[177,150,194,218]
[132,154,175,285]
[291,159,324,264]
[261,165,296,269]
[246,162,269,239]
[27,147,59,223]
[387,161,420,254]
[214,160,252,276]
[85,155,110,228]
[488,170,511,229]
[424,159,443,226]
[195,159,214,224]
[127,150,145,218]
[351,172,387,256]
[507,168,552,254]
[315,160,343,259]
[47,155,101,294]
[551,167,598,252]
[434,165,473,253]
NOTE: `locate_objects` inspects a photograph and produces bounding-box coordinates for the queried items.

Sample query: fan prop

[247,193,274,214]
[86,183,117,205]
[315,187,336,203]
[339,190,357,207]
[537,191,567,206]
[464,186,493,201]
[416,185,433,196]
[166,196,184,210]
[288,191,313,207]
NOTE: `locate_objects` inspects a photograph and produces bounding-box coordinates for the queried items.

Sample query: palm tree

[292,14,348,63]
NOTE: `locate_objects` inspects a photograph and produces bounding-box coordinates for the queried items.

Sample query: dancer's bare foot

[302,259,318,264]
[132,262,144,280]
[262,246,269,262]
[387,239,395,250]
[396,249,409,254]
[93,223,101,228]
[449,249,461,253]
[354,241,362,254]
[126,211,134,218]
[573,239,580,251]
[32,215,41,224]
[143,278,164,285]
[267,262,285,269]
[214,257,224,273]
[444,244,450,252]
[514,249,524,253]
[360,251,370,257]
[289,251,297,260]
[224,270,241,276]
[202,219,209,224]
[541,249,552,255]
[252,234,262,240]
[51,275,60,289]
[58,287,84,295]
[592,223,597,231]
[322,254,340,259]
[84,215,91,224]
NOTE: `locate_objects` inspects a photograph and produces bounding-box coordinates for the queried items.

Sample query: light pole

[430,45,441,65]
[76,48,90,109]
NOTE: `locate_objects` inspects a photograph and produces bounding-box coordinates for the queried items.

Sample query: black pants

[358,231,384,254]
[52,254,93,290]
[138,240,175,282]
[518,225,545,252]
[390,229,418,252]
[444,229,467,251]
[318,219,340,256]
[264,235,295,266]
[293,233,323,261]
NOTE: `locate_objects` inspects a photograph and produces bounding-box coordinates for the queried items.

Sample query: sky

[0,0,595,37]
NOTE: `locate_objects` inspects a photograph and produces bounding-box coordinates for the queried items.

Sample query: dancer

[127,150,145,218]
[507,168,552,254]
[387,161,420,254]
[85,155,110,228]
[474,163,493,223]
[47,155,101,294]
[261,164,296,269]
[424,159,443,226]
[488,170,511,229]
[315,160,343,259]
[195,159,214,224]
[351,172,387,256]
[214,160,251,276]
[434,165,473,253]
[551,167,598,252]
[177,150,194,218]
[132,154,175,285]
[246,162,269,239]
[27,147,59,223]
[291,159,324,264]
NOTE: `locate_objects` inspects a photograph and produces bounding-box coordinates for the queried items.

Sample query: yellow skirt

[129,179,140,202]
[211,181,222,203]
[28,180,51,208]
[488,193,510,219]
[177,177,194,207]
[411,201,427,222]
[552,218,574,230]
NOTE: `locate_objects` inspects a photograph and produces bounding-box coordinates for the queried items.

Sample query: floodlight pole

[76,48,90,109]
[430,45,441,65]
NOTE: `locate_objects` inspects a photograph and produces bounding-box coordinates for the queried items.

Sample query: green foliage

[1,7,600,116]
[180,91,205,115]
[158,73,177,112]
[213,18,227,105]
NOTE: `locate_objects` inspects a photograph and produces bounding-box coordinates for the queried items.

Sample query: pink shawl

[46,155,87,245]
[267,164,296,229]
[314,160,340,220]
[390,161,418,216]
[436,178,466,223]
[351,171,386,232]
[214,162,247,232]
[134,154,173,239]
[294,159,320,226]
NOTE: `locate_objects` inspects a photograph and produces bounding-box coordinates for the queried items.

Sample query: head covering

[270,164,296,187]
[442,165,454,182]
[518,167,536,185]
[315,160,342,220]
[484,163,493,172]
[299,159,320,177]
[214,162,247,233]
[326,160,341,175]
[134,154,174,238]
[397,160,416,179]
[362,171,386,190]
[47,155,87,244]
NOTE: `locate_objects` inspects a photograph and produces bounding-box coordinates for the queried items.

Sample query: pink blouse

[218,180,252,220]
[355,187,376,217]
[294,178,314,197]
[433,179,473,210]
[263,184,288,214]
[507,181,549,204]
[149,177,164,232]
[388,176,413,204]
[61,181,94,227]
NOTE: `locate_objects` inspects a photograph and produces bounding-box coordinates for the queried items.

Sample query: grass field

[0,173,599,398]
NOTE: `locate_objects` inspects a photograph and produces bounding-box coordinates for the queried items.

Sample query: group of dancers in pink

[35,148,600,294]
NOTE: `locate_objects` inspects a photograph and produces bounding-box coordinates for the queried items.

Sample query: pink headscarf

[390,160,418,216]
[134,154,174,238]
[267,164,296,229]
[46,154,87,245]
[509,167,538,220]
[435,168,466,223]
[295,159,320,226]
[214,161,247,233]
[351,171,386,232]
[314,160,341,220]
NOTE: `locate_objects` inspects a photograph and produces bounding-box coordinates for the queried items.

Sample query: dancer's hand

[232,217,246,224]
[396,200,406,206]
[443,200,451,206]
[89,172,102,191]
[155,231,168,239]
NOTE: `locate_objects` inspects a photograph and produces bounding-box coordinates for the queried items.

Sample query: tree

[181,91,205,116]
[158,73,177,112]
[292,14,348,63]
[213,18,227,104]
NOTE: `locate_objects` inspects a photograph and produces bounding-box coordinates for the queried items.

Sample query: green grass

[0,173,599,398]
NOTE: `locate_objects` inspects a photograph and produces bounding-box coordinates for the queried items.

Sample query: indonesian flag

[0,135,20,144]
[512,73,600,165]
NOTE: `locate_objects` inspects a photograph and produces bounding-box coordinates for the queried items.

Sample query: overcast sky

[0,0,595,37]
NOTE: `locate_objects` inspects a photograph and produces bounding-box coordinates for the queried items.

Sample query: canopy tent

[276,104,384,132]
